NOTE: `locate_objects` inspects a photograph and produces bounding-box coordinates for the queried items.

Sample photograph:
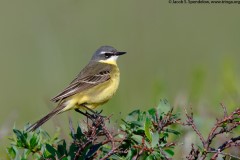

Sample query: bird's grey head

[91,46,126,62]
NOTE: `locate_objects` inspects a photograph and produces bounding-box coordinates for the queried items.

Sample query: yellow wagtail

[28,46,126,131]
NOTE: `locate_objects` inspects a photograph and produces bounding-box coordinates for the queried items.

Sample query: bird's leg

[81,103,96,114]
[81,104,105,119]
[74,109,94,120]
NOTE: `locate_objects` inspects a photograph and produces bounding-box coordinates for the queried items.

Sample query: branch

[185,104,240,160]
[184,107,205,146]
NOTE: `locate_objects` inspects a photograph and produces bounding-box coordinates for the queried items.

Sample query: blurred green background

[1,0,240,158]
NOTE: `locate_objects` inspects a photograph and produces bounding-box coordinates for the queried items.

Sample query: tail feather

[27,103,66,132]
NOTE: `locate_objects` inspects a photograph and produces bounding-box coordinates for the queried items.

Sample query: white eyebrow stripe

[100,51,114,55]
[100,51,107,54]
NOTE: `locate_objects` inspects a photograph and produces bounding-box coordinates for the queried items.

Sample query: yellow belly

[65,66,120,110]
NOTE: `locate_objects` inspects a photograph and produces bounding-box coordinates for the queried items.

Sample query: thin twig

[184,107,205,146]
[220,103,228,118]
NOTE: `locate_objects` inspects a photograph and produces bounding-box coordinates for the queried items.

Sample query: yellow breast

[72,63,120,109]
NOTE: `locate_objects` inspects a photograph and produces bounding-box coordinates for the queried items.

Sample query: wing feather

[51,62,112,102]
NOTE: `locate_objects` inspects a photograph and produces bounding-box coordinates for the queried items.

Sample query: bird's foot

[90,110,106,119]
[80,104,106,119]
[75,109,93,119]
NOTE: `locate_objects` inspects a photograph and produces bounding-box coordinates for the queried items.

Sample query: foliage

[7,100,180,160]
[7,126,62,159]
[6,100,240,160]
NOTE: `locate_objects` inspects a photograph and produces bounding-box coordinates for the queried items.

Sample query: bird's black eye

[104,53,112,58]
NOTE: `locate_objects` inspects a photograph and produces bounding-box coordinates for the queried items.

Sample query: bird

[27,46,126,131]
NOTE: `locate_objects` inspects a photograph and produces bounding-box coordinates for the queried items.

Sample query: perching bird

[28,46,126,131]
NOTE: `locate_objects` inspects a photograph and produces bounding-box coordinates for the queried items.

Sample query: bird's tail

[27,102,66,132]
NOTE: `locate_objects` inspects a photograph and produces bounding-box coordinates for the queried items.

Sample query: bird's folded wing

[51,62,112,102]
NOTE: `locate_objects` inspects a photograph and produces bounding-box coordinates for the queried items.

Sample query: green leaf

[148,108,157,120]
[13,129,28,147]
[148,108,156,116]
[57,140,67,157]
[7,146,17,158]
[166,128,180,135]
[13,129,23,140]
[152,151,161,159]
[86,143,102,158]
[130,121,144,128]
[157,99,171,114]
[144,117,152,142]
[23,149,31,159]
[146,155,155,160]
[68,143,78,159]
[151,132,159,148]
[60,157,69,160]
[30,134,39,149]
[125,149,135,160]
[164,149,174,157]
[126,110,140,122]
[75,125,83,139]
[46,144,57,157]
[118,134,124,139]
[131,135,143,144]
[120,124,126,131]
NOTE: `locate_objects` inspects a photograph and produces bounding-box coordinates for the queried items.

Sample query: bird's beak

[115,51,127,56]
